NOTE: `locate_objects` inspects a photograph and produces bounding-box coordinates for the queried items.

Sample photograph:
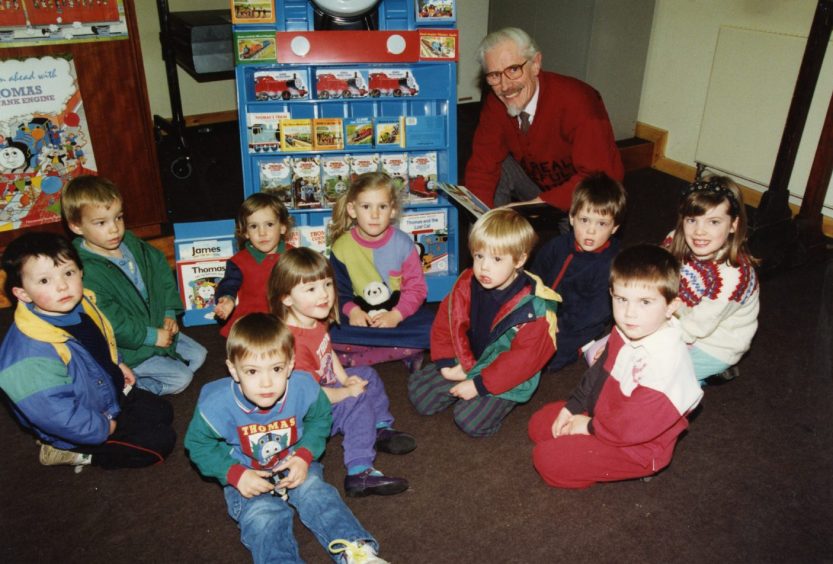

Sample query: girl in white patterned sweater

[666,176,759,384]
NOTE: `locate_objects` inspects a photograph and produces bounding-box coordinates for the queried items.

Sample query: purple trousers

[328,365,394,470]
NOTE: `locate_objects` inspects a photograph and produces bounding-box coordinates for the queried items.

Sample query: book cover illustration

[400,209,449,274]
[419,30,459,60]
[321,155,350,207]
[374,116,405,148]
[232,0,275,25]
[380,153,409,200]
[404,115,445,148]
[313,118,344,151]
[253,70,308,101]
[292,156,322,209]
[0,55,97,233]
[437,182,490,218]
[408,152,438,202]
[235,31,276,64]
[367,69,419,98]
[350,153,379,182]
[177,260,227,315]
[279,118,313,152]
[415,0,456,23]
[258,158,294,207]
[246,111,288,153]
[176,237,235,262]
[0,0,127,46]
[286,223,330,256]
[315,69,369,99]
[344,117,374,147]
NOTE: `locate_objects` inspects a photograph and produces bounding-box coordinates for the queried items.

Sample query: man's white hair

[475,27,540,70]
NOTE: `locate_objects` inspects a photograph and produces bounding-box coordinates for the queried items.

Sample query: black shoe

[703,365,740,386]
[375,428,416,455]
[344,469,409,497]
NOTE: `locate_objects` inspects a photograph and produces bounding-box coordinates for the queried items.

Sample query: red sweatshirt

[464,71,623,210]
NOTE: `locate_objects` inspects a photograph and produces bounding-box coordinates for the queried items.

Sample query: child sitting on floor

[665,176,759,385]
[64,175,206,395]
[185,313,388,564]
[408,208,559,437]
[270,247,415,497]
[328,172,433,370]
[214,192,294,337]
[528,244,703,488]
[531,172,625,372]
[0,232,176,469]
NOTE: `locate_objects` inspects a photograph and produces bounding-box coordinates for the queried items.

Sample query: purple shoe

[375,428,416,455]
[344,469,409,497]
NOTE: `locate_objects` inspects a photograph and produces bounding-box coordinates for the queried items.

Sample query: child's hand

[118,363,136,387]
[275,455,309,489]
[440,363,467,381]
[370,310,403,328]
[348,308,372,327]
[449,379,477,400]
[566,414,591,436]
[551,407,573,438]
[237,469,275,498]
[344,377,368,397]
[155,327,174,348]
[108,419,117,435]
[163,317,180,336]
[214,296,235,320]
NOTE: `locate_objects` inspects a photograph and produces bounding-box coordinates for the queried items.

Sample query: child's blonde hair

[468,208,537,263]
[328,172,400,243]
[610,244,680,304]
[235,192,293,249]
[268,247,339,325]
[61,175,121,225]
[668,175,755,267]
[570,172,627,226]
[226,312,295,365]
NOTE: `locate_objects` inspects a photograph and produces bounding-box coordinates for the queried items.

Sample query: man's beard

[505,104,522,118]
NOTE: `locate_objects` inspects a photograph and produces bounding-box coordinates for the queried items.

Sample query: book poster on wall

[0,55,97,232]
[0,0,128,47]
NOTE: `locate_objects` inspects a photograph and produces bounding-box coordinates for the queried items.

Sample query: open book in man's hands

[436,183,490,218]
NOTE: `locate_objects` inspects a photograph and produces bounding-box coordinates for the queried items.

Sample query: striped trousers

[407,363,516,437]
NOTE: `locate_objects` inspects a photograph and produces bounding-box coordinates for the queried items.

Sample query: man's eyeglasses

[484,60,529,85]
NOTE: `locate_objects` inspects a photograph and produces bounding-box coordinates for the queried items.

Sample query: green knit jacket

[74,231,183,367]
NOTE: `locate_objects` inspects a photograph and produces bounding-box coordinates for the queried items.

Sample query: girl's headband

[682,178,740,215]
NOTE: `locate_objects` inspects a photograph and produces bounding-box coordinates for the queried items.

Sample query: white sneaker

[37,442,91,467]
[328,539,389,564]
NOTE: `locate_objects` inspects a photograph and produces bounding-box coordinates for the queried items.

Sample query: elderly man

[464,27,623,210]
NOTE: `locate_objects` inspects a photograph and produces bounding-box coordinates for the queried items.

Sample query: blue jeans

[132,333,206,395]
[223,462,377,563]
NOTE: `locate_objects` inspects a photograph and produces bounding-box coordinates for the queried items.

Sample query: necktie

[519,111,531,134]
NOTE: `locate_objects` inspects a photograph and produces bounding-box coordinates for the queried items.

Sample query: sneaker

[328,539,389,564]
[38,442,91,467]
[703,365,740,386]
[344,468,408,497]
[375,428,416,455]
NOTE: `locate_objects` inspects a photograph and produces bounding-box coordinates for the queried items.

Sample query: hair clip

[682,178,740,215]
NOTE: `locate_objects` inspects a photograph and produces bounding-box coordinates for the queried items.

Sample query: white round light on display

[311,0,379,17]
[290,36,311,57]
[386,34,406,55]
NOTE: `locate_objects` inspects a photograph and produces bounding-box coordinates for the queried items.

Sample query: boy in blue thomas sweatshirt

[531,172,626,371]
[0,232,175,469]
[185,313,388,564]
[63,175,206,395]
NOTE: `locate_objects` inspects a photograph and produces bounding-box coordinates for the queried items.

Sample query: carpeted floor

[1,168,831,563]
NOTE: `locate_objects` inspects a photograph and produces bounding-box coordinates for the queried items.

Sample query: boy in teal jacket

[63,175,206,395]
